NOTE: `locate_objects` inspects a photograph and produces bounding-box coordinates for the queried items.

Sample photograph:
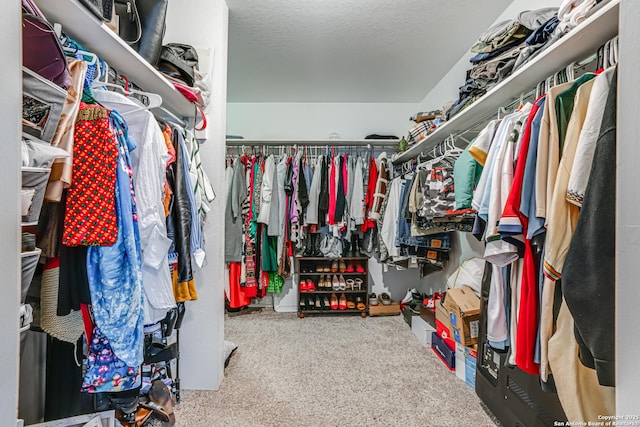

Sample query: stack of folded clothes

[514,0,607,71]
[446,8,558,120]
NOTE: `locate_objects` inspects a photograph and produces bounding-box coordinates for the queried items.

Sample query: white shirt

[380,177,403,259]
[93,90,176,325]
[257,155,275,225]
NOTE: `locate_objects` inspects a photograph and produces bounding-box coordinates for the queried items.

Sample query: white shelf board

[393,0,619,164]
[34,0,195,118]
[226,139,400,146]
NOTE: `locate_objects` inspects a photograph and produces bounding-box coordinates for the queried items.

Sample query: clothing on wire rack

[466,61,618,421]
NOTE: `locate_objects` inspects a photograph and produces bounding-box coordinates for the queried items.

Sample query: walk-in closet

[4,0,640,426]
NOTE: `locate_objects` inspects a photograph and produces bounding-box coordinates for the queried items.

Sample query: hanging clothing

[225,158,247,263]
[306,155,323,225]
[46,59,87,202]
[86,110,144,368]
[62,103,118,247]
[369,152,389,221]
[562,69,617,387]
[93,89,176,325]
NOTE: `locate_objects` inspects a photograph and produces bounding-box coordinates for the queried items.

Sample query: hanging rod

[225,139,400,147]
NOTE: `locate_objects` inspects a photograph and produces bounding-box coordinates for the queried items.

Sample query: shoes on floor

[379,292,392,306]
[369,293,379,306]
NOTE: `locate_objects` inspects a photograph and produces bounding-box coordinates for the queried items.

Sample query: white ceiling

[226,0,513,103]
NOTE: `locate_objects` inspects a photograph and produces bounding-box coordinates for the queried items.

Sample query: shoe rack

[296,256,370,318]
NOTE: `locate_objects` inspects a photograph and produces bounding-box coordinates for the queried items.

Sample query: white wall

[227,102,419,140]
[616,0,640,415]
[419,0,562,111]
[1,0,22,424]
[164,0,228,391]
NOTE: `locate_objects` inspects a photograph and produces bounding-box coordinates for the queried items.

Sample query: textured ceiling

[226,0,513,103]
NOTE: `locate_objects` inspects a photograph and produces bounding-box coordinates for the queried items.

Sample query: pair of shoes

[379,292,392,306]
[299,280,316,293]
[369,293,379,306]
[331,260,347,273]
[331,275,347,290]
[318,275,331,290]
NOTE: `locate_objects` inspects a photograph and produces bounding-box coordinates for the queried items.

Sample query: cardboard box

[443,286,480,346]
[456,344,478,388]
[412,314,436,348]
[419,305,437,329]
[369,301,401,316]
[431,331,455,371]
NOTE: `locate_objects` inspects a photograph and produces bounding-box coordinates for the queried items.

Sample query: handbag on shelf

[115,0,168,66]
[22,5,72,90]
[78,0,114,21]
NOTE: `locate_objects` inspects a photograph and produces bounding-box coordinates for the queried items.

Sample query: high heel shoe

[355,261,365,273]
[338,259,346,273]
[307,295,315,310]
[339,293,347,310]
[339,274,347,291]
[346,261,355,273]
[331,260,339,273]
[323,296,330,310]
[354,278,363,291]
[330,293,338,310]
[332,275,340,290]
[315,296,322,310]
[345,279,355,290]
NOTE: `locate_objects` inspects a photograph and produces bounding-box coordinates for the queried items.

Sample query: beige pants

[548,300,615,422]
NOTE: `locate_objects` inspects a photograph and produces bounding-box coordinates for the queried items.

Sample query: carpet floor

[174,310,497,427]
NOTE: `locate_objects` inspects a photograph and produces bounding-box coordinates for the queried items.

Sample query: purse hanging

[114,0,142,44]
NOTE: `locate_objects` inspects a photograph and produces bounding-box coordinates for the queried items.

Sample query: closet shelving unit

[34,0,195,118]
[392,0,620,165]
[296,256,370,318]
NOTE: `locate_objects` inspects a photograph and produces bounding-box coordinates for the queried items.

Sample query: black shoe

[307,295,315,310]
[303,233,313,257]
[323,296,330,310]
[312,233,323,257]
